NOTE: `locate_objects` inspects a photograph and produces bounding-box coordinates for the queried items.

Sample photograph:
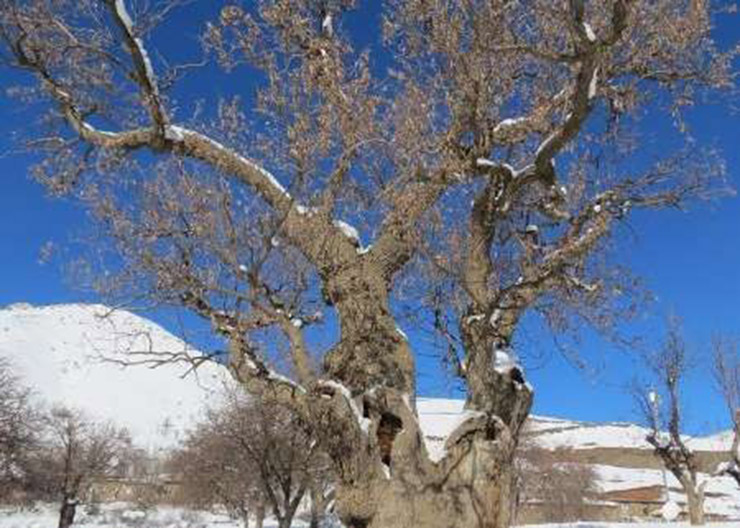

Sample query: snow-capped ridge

[0,303,233,451]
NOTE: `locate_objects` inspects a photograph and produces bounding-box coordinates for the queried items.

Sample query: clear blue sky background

[0,2,738,435]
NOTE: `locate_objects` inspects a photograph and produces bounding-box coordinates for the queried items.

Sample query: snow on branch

[166,125,291,205]
[107,0,169,132]
[316,379,371,434]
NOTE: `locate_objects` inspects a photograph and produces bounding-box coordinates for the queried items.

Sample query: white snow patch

[294,204,321,216]
[476,157,497,168]
[419,403,486,463]
[0,503,317,528]
[536,134,558,157]
[266,371,306,393]
[493,347,520,374]
[113,0,135,33]
[164,125,184,141]
[591,464,740,518]
[489,309,502,327]
[321,13,333,35]
[589,67,600,99]
[493,117,527,135]
[502,162,517,176]
[583,22,597,42]
[317,380,370,434]
[662,500,681,521]
[332,219,360,244]
[466,314,485,324]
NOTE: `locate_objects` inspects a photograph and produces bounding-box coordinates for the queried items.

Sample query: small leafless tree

[39,406,132,528]
[0,357,38,504]
[711,335,740,487]
[514,434,597,524]
[173,392,331,528]
[634,319,705,525]
[172,422,261,528]
[0,1,736,526]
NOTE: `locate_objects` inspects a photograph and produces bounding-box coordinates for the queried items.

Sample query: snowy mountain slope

[0,303,233,451]
[531,418,734,453]
[416,399,734,459]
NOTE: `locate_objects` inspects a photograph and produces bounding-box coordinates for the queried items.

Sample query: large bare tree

[0,1,736,527]
[634,319,706,525]
[711,336,740,487]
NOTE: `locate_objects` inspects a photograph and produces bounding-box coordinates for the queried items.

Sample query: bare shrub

[31,406,133,528]
[172,391,331,528]
[0,357,38,504]
[516,445,597,523]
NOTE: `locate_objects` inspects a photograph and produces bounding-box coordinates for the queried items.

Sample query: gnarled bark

[323,262,415,395]
[324,337,532,528]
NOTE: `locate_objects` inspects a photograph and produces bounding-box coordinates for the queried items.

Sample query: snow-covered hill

[0,303,232,451]
[417,398,733,455]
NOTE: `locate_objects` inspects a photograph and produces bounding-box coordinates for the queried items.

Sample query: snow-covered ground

[522,522,738,528]
[0,504,738,528]
[0,503,304,528]
[0,303,233,451]
[0,503,349,528]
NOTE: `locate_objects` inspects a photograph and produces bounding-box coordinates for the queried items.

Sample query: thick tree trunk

[335,435,519,528]
[322,265,415,395]
[329,349,532,528]
[317,263,532,528]
[58,498,77,528]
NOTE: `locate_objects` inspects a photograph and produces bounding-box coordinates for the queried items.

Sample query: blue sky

[0,2,738,435]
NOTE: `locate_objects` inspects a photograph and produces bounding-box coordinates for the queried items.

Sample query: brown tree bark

[325,333,531,528]
[333,421,524,528]
[685,485,705,526]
